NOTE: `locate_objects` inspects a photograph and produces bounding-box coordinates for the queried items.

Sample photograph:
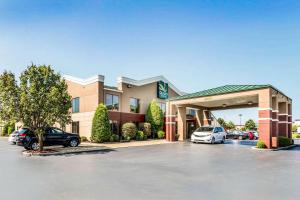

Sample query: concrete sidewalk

[82,139,175,149]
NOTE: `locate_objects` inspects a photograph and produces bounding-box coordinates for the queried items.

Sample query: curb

[22,147,113,157]
[251,144,298,151]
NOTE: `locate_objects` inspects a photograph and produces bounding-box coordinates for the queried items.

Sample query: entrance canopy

[166,85,292,149]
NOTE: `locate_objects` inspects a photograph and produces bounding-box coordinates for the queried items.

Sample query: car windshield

[18,128,29,134]
[195,127,214,132]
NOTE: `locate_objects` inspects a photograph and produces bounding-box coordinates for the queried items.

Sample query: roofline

[63,75,105,85]
[117,75,185,95]
[169,85,292,102]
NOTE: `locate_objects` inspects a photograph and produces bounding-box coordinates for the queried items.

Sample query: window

[187,109,196,116]
[51,128,64,134]
[106,94,119,111]
[109,120,119,135]
[72,97,80,113]
[130,98,140,113]
[72,121,80,134]
[158,102,166,115]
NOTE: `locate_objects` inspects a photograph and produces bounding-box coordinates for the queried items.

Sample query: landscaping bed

[22,145,112,157]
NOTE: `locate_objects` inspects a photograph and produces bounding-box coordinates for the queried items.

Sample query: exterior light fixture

[222,104,227,108]
[248,101,253,105]
[127,84,132,88]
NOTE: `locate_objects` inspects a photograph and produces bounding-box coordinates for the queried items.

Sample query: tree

[0,71,19,122]
[0,64,72,151]
[226,121,236,130]
[145,100,164,137]
[292,124,298,133]
[244,119,256,130]
[91,103,111,143]
[217,118,227,128]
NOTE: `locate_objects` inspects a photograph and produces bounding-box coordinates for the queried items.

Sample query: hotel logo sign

[157,81,169,99]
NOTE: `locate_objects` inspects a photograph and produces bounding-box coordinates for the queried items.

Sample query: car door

[215,127,222,141]
[46,128,65,145]
[219,127,225,140]
[213,127,219,141]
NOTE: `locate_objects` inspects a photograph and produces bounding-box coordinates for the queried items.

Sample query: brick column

[177,106,186,141]
[166,102,177,142]
[288,103,292,139]
[271,96,279,148]
[203,110,211,126]
[258,89,273,149]
[278,102,288,137]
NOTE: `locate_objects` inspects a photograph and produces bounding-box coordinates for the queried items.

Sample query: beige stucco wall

[66,80,104,113]
[65,111,95,138]
[118,82,179,114]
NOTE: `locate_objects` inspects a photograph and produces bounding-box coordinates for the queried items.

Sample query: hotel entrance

[186,120,196,140]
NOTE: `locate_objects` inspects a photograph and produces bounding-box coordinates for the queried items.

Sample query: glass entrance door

[186,121,196,140]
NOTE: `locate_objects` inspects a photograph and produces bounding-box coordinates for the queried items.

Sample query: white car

[191,126,226,144]
[8,131,19,144]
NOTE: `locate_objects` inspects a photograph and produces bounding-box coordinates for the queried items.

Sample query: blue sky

[0,0,299,124]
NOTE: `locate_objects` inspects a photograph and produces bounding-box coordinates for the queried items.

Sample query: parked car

[191,126,226,144]
[226,130,243,140]
[17,127,81,150]
[252,131,259,139]
[8,130,20,144]
[16,128,33,146]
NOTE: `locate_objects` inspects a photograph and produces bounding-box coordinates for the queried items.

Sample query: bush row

[257,136,293,149]
[278,136,292,147]
[1,121,15,136]
[121,122,165,141]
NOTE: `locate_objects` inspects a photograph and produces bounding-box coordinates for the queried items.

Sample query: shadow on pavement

[225,140,257,146]
[52,149,117,157]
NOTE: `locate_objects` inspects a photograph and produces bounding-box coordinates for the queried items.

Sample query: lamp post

[239,114,243,128]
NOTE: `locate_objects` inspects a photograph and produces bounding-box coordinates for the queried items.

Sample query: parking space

[0,137,299,200]
[0,138,22,153]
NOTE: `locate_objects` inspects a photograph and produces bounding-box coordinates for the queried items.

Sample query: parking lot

[0,137,299,200]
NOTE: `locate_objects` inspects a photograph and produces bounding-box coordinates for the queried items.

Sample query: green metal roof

[170,84,275,101]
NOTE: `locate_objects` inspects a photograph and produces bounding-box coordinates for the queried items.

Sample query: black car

[226,130,243,140]
[18,127,81,150]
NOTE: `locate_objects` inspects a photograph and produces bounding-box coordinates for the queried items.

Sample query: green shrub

[2,123,9,135]
[122,123,137,140]
[157,130,166,139]
[142,123,152,137]
[292,133,300,139]
[136,131,147,141]
[145,100,164,137]
[256,140,267,149]
[80,136,88,142]
[91,104,112,143]
[7,126,14,135]
[110,134,120,142]
[278,136,292,147]
[2,121,15,136]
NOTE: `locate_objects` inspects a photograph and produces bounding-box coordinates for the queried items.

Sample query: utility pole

[238,114,243,128]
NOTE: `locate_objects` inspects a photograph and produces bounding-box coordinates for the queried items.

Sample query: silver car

[8,131,19,144]
[191,126,227,144]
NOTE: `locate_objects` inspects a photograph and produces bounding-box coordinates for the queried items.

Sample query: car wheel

[221,137,225,144]
[69,139,79,147]
[30,141,40,151]
[211,137,215,144]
